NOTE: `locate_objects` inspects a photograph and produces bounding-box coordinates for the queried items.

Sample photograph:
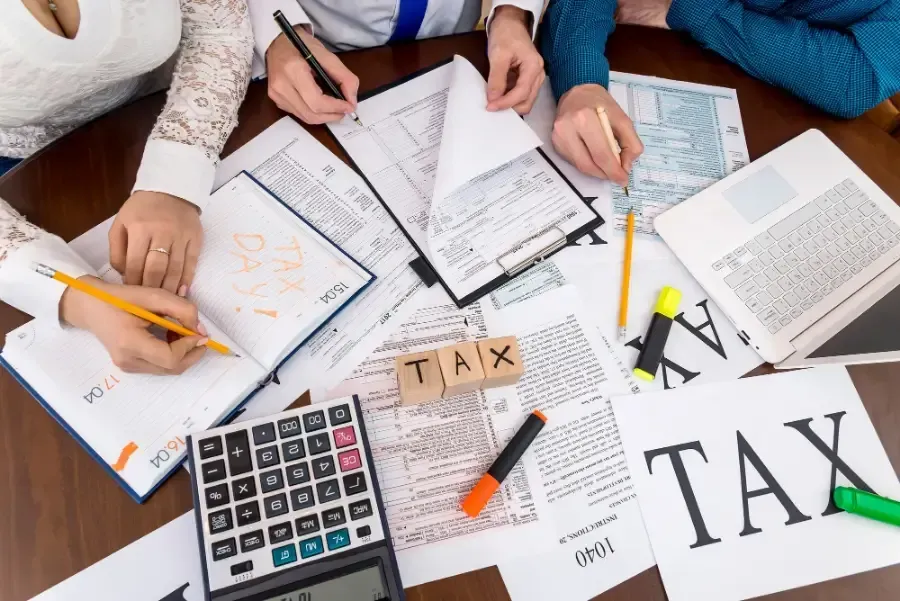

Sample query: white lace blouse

[0,0,253,324]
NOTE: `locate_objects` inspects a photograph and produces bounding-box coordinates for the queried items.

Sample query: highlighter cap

[461,474,500,518]
[654,286,682,318]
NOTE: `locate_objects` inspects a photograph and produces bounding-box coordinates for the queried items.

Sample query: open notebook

[327,55,602,307]
[0,172,374,502]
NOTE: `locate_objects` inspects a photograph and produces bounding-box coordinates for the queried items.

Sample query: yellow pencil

[595,107,630,197]
[619,210,635,342]
[34,263,236,356]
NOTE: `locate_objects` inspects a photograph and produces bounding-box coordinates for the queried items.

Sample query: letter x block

[436,342,485,398]
[396,350,444,405]
[477,336,524,388]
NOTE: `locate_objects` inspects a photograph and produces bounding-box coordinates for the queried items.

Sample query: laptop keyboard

[712,179,900,336]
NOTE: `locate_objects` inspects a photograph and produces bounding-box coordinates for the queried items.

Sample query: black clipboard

[326,58,604,308]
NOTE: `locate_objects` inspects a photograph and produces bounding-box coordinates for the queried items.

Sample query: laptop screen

[809,283,900,358]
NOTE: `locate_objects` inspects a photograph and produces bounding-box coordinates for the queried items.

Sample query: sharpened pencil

[618,210,635,342]
[595,107,630,196]
[33,263,237,356]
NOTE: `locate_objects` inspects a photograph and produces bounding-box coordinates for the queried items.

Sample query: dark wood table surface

[1,26,899,601]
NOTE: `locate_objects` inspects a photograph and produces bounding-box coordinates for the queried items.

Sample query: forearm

[0,198,95,324]
[667,0,898,118]
[487,0,545,39]
[540,0,618,100]
[137,0,254,210]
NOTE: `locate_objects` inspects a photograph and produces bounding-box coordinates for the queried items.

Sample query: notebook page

[1,318,264,498]
[190,174,371,369]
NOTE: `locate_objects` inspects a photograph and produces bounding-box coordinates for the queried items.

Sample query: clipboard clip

[497,227,567,278]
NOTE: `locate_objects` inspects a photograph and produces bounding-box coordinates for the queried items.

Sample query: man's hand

[486,6,544,114]
[61,277,208,375]
[615,0,672,28]
[110,191,203,296]
[552,84,644,185]
[266,26,359,124]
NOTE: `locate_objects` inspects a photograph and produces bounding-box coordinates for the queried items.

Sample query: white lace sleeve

[133,0,254,209]
[0,196,95,325]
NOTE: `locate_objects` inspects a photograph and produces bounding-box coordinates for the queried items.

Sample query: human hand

[110,191,203,295]
[552,84,644,186]
[266,26,359,124]
[486,6,544,114]
[60,277,208,374]
[615,0,672,28]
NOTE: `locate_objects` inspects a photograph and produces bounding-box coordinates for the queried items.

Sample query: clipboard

[326,58,604,308]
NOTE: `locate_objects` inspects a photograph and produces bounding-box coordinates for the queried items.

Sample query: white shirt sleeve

[249,0,312,61]
[0,198,96,327]
[487,0,545,39]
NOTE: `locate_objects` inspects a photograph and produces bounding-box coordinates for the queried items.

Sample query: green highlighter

[834,486,900,527]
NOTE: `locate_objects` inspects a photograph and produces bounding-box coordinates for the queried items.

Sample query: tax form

[328,56,599,304]
[608,72,749,237]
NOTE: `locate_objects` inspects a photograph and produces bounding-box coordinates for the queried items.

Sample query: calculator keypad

[191,397,385,592]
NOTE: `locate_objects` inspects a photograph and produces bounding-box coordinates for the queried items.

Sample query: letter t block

[436,342,485,398]
[396,350,445,405]
[477,336,524,389]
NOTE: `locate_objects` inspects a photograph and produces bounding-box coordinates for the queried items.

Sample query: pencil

[273,11,363,127]
[595,107,630,196]
[33,263,236,356]
[618,210,635,342]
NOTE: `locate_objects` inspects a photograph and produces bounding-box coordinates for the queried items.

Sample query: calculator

[187,395,404,601]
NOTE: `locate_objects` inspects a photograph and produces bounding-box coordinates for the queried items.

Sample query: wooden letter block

[436,342,485,398]
[396,350,444,405]
[477,336,524,389]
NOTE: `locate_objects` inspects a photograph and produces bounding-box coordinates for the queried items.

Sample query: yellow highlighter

[633,286,682,382]
[33,263,236,356]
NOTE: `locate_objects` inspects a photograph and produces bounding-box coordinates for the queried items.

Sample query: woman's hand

[109,191,203,296]
[60,276,208,374]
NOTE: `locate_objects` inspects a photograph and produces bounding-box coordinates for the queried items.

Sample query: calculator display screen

[261,565,388,601]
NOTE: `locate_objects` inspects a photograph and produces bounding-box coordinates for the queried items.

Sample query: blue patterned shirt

[541,0,900,118]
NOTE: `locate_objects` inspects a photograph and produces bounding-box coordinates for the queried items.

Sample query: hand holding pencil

[42,264,232,375]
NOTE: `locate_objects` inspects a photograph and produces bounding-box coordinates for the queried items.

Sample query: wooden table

[1,27,898,601]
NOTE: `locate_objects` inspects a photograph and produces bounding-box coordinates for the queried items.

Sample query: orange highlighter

[462,410,548,518]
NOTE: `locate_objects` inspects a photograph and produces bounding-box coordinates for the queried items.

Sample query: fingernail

[197,322,209,336]
[197,337,209,347]
[178,285,188,297]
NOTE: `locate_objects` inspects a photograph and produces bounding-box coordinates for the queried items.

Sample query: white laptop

[655,129,900,368]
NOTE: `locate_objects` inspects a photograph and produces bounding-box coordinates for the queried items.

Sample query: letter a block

[477,336,524,388]
[436,342,485,398]
[396,350,444,405]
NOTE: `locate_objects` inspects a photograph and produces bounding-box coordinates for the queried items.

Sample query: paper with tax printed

[612,366,900,601]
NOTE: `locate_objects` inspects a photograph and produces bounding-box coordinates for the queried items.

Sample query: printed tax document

[489,286,657,601]
[3,173,372,500]
[319,287,552,586]
[319,284,649,587]
[613,367,900,601]
[328,55,599,302]
[608,72,749,237]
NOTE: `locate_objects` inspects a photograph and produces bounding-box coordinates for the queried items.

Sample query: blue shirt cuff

[667,0,729,36]
[546,52,611,100]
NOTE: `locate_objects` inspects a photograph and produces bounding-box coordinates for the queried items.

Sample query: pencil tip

[233,353,243,358]
[624,186,630,197]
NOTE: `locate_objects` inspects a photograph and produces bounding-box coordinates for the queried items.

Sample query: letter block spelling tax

[477,336,524,389]
[436,342,485,398]
[396,350,444,405]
